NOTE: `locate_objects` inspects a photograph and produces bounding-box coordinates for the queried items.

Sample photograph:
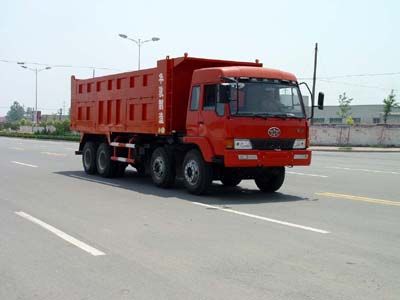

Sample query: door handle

[198,121,204,125]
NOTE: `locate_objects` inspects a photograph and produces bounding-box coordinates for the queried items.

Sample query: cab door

[186,85,201,136]
[199,84,226,155]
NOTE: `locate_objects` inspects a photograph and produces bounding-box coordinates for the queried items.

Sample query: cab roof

[192,66,297,84]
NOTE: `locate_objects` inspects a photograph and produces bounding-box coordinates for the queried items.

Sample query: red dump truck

[71,54,324,194]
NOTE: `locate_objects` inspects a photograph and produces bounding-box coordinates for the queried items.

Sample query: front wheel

[255,167,285,193]
[183,150,212,195]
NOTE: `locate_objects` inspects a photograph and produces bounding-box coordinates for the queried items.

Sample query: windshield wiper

[266,113,303,119]
[252,113,269,119]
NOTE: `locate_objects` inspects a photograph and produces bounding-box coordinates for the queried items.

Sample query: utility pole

[311,43,318,125]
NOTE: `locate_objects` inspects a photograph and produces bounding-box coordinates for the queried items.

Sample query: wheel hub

[152,157,165,179]
[184,160,199,185]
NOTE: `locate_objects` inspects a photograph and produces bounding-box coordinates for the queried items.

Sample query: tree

[337,92,353,121]
[25,107,34,121]
[383,90,399,124]
[345,116,354,126]
[53,119,71,135]
[6,101,25,122]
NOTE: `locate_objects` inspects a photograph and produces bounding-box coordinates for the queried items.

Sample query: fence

[310,125,400,146]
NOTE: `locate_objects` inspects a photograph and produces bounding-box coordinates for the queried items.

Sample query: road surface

[1,137,399,300]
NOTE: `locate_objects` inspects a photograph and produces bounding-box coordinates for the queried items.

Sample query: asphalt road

[1,137,399,300]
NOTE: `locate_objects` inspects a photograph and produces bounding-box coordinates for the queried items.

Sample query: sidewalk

[310,146,400,153]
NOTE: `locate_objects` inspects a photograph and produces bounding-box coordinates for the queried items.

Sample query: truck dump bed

[71,55,262,136]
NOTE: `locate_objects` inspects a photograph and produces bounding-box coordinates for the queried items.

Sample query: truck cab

[185,67,309,160]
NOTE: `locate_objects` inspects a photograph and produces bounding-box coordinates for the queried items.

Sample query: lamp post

[20,64,51,124]
[118,34,160,70]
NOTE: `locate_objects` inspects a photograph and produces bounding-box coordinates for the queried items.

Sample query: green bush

[53,119,71,135]
[0,131,80,141]
[0,122,20,130]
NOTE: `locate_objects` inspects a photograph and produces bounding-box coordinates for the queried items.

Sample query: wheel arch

[182,137,215,162]
[79,133,109,151]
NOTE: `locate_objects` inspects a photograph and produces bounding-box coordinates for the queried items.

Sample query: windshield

[221,80,305,118]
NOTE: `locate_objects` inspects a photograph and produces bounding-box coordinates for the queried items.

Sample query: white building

[311,105,400,124]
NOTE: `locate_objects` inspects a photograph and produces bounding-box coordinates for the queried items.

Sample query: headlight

[293,139,306,149]
[234,139,252,150]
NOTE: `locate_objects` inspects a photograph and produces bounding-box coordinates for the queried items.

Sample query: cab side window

[190,86,200,110]
[203,84,217,110]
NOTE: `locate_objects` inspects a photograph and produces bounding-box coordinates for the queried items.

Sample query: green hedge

[0,131,80,142]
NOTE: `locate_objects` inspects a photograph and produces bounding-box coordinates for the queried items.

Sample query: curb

[310,148,400,153]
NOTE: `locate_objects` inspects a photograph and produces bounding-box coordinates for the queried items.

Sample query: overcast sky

[1,0,399,116]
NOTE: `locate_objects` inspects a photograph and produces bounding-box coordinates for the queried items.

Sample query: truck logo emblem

[268,127,281,138]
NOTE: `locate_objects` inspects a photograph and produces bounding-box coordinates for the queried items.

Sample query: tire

[82,142,97,174]
[150,147,175,188]
[96,143,116,178]
[221,173,242,187]
[183,149,212,195]
[254,167,285,193]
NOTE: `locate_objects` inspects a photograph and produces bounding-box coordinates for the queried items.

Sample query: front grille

[250,139,295,150]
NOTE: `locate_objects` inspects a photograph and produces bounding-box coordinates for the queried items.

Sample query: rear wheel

[150,147,175,188]
[183,150,212,195]
[82,142,97,174]
[255,167,285,193]
[96,143,116,178]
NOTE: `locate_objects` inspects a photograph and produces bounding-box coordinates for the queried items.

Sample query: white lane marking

[15,211,105,256]
[327,166,400,175]
[286,171,328,178]
[9,147,24,151]
[66,147,77,151]
[41,151,67,157]
[69,174,121,187]
[192,202,330,234]
[11,161,38,168]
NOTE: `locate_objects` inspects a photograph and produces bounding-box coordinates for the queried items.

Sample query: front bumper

[223,149,312,167]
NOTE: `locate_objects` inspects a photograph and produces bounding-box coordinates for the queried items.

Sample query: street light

[118,33,160,70]
[19,63,52,124]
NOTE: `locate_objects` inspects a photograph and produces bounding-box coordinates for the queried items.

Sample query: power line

[318,79,398,92]
[3,58,400,80]
[299,71,400,80]
[0,58,122,71]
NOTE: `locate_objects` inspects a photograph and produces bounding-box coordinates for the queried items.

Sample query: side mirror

[317,92,324,110]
